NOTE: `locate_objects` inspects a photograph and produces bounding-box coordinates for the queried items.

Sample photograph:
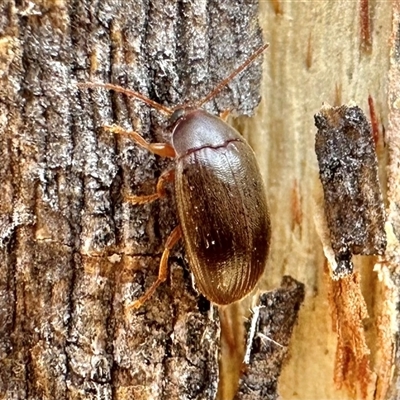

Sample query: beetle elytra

[80,43,271,309]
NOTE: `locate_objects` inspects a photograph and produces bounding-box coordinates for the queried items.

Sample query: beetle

[80,43,271,308]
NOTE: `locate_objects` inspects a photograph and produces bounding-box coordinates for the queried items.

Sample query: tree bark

[2,1,400,400]
[0,1,285,400]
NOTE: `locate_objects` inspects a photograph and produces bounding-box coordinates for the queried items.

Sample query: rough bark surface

[236,276,305,400]
[4,1,400,400]
[0,1,266,399]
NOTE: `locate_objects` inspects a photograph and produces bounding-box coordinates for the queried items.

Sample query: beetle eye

[170,108,187,126]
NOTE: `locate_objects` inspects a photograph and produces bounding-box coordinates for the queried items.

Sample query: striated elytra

[80,43,271,308]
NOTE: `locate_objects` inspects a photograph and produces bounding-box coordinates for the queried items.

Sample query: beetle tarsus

[126,225,182,310]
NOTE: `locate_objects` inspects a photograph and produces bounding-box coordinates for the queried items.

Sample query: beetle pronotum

[80,43,271,309]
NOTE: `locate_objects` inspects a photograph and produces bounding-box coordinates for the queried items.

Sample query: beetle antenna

[78,82,174,116]
[194,43,269,109]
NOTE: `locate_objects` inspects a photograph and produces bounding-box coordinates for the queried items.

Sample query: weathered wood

[236,276,305,400]
[254,1,398,400]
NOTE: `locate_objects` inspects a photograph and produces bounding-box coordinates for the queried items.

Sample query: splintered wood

[314,105,386,277]
[315,105,391,399]
[328,270,374,399]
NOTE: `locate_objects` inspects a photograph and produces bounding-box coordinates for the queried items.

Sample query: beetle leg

[104,125,176,158]
[219,109,231,121]
[124,169,175,205]
[127,225,182,310]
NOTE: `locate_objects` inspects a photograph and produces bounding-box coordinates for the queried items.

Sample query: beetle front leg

[104,124,176,158]
[127,225,182,310]
[124,169,175,205]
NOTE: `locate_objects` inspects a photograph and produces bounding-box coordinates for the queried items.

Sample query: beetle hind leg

[104,124,176,158]
[124,169,175,205]
[126,225,182,311]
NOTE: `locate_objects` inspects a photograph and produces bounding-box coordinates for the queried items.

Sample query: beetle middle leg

[104,124,176,158]
[124,169,175,205]
[127,225,182,310]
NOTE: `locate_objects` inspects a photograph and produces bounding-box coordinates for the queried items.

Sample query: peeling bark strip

[314,105,386,277]
[236,276,305,400]
[0,1,264,399]
[327,271,372,399]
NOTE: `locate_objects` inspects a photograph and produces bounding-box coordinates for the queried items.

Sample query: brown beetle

[80,44,271,308]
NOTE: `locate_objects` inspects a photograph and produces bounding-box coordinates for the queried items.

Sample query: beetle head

[168,107,197,128]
